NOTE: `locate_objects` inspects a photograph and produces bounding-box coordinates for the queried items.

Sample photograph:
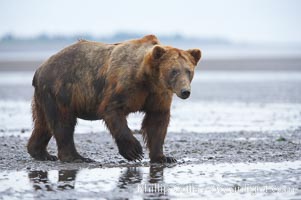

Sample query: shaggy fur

[27,35,201,163]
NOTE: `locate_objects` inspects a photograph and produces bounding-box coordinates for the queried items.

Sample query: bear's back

[33,40,115,87]
[108,35,159,71]
[33,35,160,89]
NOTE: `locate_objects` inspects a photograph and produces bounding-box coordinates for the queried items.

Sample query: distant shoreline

[0,57,301,71]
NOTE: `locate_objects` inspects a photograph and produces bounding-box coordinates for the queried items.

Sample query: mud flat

[0,130,301,199]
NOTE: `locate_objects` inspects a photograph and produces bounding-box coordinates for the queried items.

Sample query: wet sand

[0,130,300,199]
[1,130,301,171]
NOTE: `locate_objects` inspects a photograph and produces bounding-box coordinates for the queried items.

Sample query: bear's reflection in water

[117,167,143,189]
[146,165,168,198]
[28,165,169,199]
[28,170,77,191]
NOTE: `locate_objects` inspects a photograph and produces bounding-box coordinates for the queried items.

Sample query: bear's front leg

[104,112,143,161]
[142,110,177,163]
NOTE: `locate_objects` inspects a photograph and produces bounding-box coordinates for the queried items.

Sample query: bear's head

[150,45,201,99]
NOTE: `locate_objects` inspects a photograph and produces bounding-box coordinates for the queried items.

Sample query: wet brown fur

[27,35,201,163]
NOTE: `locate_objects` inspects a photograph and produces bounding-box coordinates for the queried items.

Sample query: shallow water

[0,161,300,199]
[1,100,301,137]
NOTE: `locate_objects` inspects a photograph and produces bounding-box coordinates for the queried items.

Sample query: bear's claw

[73,157,95,163]
[59,155,95,163]
[164,156,177,163]
[47,155,59,161]
[116,135,143,161]
[30,152,58,161]
[151,156,177,163]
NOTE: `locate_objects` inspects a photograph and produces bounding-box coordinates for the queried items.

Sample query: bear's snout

[180,89,191,99]
[180,88,191,99]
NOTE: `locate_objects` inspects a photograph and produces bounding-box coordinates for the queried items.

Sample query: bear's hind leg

[27,97,57,161]
[43,95,94,163]
[52,118,94,163]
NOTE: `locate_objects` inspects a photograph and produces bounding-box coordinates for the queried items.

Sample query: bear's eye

[171,69,179,77]
[186,69,191,77]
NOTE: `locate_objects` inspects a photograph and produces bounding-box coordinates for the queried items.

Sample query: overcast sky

[0,0,300,43]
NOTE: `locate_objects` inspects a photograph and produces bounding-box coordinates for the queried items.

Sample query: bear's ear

[187,49,201,65]
[152,45,166,60]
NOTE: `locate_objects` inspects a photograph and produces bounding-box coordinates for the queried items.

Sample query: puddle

[0,161,300,199]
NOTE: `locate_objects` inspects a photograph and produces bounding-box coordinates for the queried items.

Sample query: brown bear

[27,35,201,163]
